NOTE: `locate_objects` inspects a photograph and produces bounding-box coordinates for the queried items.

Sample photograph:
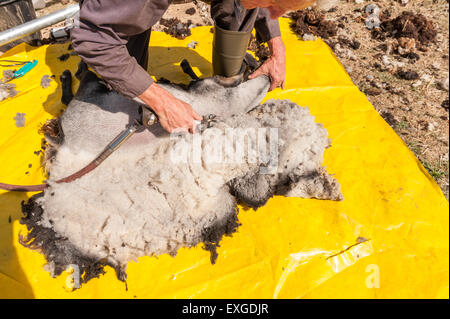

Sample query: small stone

[438,77,449,91]
[346,49,357,61]
[365,14,381,30]
[431,62,440,70]
[420,74,432,83]
[428,121,438,132]
[365,4,380,16]
[366,74,374,81]
[372,81,383,89]
[303,33,316,41]
[32,0,46,10]
[381,55,391,66]
[355,0,364,4]
[316,0,338,11]
[412,80,422,88]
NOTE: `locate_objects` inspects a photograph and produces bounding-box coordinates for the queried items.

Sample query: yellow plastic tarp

[0,19,448,299]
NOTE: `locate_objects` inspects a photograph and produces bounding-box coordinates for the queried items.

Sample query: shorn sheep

[20,63,343,285]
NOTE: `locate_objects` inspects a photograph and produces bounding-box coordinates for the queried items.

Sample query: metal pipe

[0,4,79,47]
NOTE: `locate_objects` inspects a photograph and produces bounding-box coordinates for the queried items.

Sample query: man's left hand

[248,36,286,91]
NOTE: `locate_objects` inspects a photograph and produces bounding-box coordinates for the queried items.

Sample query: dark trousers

[126,1,268,71]
[127,30,152,71]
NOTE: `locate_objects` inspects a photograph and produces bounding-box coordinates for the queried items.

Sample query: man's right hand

[138,83,202,133]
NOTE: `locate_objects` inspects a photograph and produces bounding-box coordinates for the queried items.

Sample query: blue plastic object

[12,59,38,79]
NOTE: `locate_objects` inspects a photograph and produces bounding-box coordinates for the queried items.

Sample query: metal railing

[0,4,79,47]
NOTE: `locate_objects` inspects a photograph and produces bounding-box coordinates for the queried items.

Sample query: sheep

[20,63,343,285]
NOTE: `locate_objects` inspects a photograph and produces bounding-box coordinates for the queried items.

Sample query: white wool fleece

[37,98,341,268]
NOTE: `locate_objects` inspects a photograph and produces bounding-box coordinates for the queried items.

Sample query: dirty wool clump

[0,82,18,102]
[159,17,193,39]
[20,72,342,285]
[0,70,19,102]
[395,70,419,81]
[248,34,271,63]
[372,11,437,47]
[288,9,338,39]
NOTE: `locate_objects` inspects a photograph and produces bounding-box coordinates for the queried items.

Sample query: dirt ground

[3,0,449,197]
[314,0,450,199]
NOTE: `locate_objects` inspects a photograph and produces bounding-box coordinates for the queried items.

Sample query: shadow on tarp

[0,191,34,298]
[148,46,213,83]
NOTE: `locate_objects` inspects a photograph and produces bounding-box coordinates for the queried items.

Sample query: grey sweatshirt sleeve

[71,0,169,98]
[254,8,281,42]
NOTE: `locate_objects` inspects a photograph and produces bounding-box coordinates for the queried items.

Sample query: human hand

[248,36,286,91]
[138,83,202,133]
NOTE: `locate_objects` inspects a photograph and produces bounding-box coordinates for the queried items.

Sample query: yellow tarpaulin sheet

[0,19,448,299]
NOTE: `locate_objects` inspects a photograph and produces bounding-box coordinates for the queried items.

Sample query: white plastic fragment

[187,41,198,49]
